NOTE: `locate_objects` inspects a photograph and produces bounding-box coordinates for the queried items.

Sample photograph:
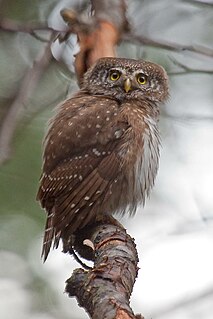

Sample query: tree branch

[1,18,212,59]
[168,56,213,75]
[61,0,129,84]
[124,33,213,58]
[0,32,55,164]
[183,0,213,7]
[66,223,143,319]
[0,18,55,34]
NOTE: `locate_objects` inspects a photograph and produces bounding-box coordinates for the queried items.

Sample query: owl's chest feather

[121,105,160,204]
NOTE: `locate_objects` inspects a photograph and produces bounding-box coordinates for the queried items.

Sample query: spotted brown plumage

[37,57,169,261]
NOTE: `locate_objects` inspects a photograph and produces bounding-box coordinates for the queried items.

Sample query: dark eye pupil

[139,76,145,82]
[112,72,118,79]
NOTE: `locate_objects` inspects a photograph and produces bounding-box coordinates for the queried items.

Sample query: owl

[37,57,169,261]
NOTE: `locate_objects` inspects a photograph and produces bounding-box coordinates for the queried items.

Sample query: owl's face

[82,57,169,103]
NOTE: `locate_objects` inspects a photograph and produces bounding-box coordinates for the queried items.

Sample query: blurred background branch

[0,32,55,164]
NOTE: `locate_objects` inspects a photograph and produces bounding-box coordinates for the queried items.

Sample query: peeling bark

[66,223,143,319]
[61,0,129,84]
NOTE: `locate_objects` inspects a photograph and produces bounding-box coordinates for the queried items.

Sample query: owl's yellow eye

[109,70,121,81]
[137,73,147,85]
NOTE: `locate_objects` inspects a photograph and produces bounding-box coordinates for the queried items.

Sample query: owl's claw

[70,247,92,270]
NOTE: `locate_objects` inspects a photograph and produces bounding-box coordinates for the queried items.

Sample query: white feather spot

[93,148,101,156]
[115,129,122,139]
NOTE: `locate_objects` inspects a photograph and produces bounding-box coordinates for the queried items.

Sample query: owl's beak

[124,78,132,93]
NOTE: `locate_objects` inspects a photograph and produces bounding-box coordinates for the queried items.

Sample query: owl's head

[82,57,169,103]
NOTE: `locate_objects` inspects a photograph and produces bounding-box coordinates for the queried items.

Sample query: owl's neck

[77,91,160,119]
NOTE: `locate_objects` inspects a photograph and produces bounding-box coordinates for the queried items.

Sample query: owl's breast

[133,115,160,204]
[120,107,160,210]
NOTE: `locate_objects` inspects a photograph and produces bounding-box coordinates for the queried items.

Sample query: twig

[124,33,213,58]
[168,56,213,75]
[0,18,56,34]
[164,112,213,123]
[30,30,50,43]
[0,32,55,165]
[182,0,213,7]
[1,18,213,59]
[169,69,213,75]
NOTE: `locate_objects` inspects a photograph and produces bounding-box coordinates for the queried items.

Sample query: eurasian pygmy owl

[37,57,169,261]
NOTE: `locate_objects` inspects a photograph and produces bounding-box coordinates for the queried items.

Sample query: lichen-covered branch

[66,223,143,319]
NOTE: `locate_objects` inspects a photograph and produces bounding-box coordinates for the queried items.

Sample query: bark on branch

[66,223,143,319]
[61,0,128,84]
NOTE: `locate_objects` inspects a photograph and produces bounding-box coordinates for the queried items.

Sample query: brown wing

[37,93,130,261]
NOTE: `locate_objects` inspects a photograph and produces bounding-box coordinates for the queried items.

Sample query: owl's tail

[41,209,57,262]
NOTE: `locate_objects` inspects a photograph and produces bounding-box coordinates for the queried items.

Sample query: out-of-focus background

[0,0,213,318]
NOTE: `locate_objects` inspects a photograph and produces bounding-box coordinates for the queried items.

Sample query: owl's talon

[70,247,92,270]
[83,239,95,251]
